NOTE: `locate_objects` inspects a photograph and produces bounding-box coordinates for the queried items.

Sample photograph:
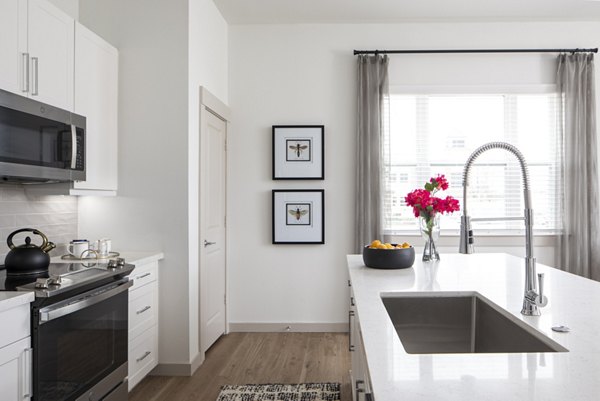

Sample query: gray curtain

[355,55,389,252]
[557,53,600,281]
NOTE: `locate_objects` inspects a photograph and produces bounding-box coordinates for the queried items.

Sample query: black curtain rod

[353,48,598,55]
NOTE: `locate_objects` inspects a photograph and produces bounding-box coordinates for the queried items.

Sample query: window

[383,91,560,235]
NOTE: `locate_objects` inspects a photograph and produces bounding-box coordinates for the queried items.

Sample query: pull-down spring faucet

[458,142,548,316]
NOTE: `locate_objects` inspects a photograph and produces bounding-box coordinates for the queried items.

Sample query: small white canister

[96,238,112,256]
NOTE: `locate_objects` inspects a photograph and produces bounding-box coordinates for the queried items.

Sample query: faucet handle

[535,273,548,307]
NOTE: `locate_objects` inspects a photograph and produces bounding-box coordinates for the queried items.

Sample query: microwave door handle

[39,280,132,323]
[70,124,77,169]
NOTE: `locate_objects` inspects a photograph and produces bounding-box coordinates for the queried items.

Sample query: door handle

[204,240,216,247]
[31,57,38,96]
[21,53,29,93]
[21,347,32,399]
[136,351,151,363]
[349,310,355,352]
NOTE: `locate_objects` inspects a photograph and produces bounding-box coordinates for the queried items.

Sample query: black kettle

[5,228,56,276]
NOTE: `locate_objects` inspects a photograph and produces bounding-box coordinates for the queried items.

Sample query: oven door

[33,279,131,401]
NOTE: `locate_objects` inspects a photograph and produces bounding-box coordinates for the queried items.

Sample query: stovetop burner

[0,261,134,297]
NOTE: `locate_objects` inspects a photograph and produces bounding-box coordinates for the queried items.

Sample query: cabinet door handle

[136,272,151,280]
[31,57,39,96]
[136,351,151,363]
[349,310,355,352]
[136,305,151,315]
[21,347,33,399]
[21,53,29,93]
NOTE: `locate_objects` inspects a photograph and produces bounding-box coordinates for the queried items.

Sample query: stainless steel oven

[32,278,131,401]
[0,88,85,183]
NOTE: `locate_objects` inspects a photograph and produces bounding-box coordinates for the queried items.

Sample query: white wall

[48,0,78,19]
[228,21,600,327]
[79,0,191,365]
[78,0,229,369]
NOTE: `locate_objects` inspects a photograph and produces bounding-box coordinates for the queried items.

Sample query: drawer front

[0,304,30,347]
[128,282,157,340]
[128,326,158,391]
[0,337,32,401]
[129,261,158,292]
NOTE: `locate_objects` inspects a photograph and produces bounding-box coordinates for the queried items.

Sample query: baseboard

[229,322,347,333]
[152,352,205,376]
[191,351,205,375]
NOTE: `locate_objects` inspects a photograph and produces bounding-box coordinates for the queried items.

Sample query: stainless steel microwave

[0,88,85,183]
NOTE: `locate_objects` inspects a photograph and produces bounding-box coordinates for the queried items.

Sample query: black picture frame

[272,189,325,244]
[272,125,324,180]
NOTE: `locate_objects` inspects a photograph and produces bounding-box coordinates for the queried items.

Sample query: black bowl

[362,245,415,269]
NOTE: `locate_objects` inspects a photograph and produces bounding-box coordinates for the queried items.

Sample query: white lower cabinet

[128,261,159,391]
[0,337,32,401]
[0,304,32,401]
[349,284,374,401]
[128,326,158,390]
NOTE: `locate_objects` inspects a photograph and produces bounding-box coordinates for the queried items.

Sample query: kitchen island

[347,253,600,401]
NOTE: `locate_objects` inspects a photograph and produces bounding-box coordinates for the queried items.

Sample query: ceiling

[213,0,600,24]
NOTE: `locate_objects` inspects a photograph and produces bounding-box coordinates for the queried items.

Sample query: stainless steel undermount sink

[382,292,568,354]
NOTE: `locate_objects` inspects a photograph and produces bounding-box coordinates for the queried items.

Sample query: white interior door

[200,107,227,353]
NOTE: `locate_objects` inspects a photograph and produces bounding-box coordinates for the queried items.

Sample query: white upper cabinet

[0,0,74,111]
[27,0,74,111]
[0,0,28,96]
[1,0,120,196]
[74,23,118,193]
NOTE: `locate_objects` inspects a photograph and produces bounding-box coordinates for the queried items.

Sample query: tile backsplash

[0,185,77,263]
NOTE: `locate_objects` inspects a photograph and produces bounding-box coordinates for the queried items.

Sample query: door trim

[199,87,230,122]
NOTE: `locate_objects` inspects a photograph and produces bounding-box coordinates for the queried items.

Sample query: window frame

[384,84,561,237]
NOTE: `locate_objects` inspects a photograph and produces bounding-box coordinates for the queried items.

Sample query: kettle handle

[7,228,49,250]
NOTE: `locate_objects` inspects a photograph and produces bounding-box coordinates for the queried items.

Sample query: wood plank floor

[130,332,352,401]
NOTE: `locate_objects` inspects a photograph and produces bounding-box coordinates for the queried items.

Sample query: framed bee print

[272,125,324,179]
[272,189,325,244]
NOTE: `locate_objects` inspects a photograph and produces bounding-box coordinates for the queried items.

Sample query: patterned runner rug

[216,383,341,401]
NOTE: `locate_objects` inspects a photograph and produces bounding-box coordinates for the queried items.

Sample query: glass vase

[419,214,440,261]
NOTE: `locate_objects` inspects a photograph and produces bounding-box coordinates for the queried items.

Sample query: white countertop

[347,253,600,401]
[0,291,34,313]
[112,251,164,266]
[51,251,164,266]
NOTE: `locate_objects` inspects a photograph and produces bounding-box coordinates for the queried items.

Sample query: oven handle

[39,279,132,324]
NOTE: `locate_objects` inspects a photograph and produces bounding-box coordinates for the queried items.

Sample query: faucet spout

[458,142,545,316]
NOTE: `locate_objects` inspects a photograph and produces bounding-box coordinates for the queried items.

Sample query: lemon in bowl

[363,240,415,269]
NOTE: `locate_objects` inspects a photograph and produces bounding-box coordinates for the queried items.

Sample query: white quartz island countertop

[347,253,600,401]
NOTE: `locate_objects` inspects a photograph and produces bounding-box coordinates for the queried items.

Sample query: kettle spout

[41,241,56,253]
